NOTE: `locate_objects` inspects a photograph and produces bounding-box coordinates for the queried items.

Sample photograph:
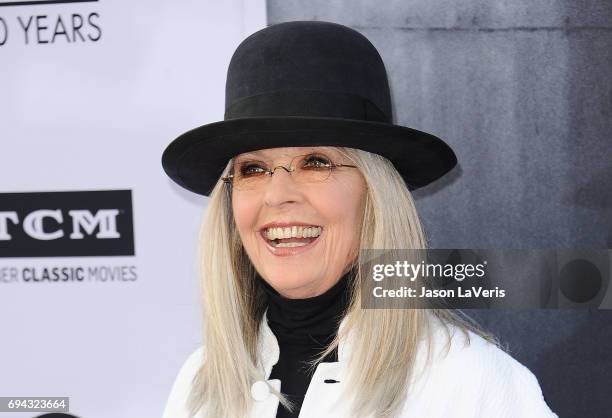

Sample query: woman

[161,21,558,418]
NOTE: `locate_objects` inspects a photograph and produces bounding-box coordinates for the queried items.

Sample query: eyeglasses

[221,153,358,191]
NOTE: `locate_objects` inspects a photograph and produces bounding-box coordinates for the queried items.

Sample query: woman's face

[231,146,367,299]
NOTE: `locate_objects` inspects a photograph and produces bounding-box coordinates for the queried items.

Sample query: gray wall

[268,1,612,417]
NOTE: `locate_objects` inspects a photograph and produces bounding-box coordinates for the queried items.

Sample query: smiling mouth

[262,226,322,248]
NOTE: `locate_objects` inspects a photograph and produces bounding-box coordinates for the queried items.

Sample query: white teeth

[264,226,322,240]
[275,242,308,248]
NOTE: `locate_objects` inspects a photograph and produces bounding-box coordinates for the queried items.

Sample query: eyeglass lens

[231,153,335,189]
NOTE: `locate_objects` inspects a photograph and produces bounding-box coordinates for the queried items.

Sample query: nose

[270,165,293,175]
[262,165,302,207]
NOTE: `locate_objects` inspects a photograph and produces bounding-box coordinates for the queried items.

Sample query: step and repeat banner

[0,0,265,416]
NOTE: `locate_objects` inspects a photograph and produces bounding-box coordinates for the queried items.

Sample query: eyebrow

[236,148,336,160]
[233,154,271,165]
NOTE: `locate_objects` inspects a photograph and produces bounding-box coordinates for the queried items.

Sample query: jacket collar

[257,307,353,379]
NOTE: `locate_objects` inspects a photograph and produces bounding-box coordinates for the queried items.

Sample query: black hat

[162,21,457,196]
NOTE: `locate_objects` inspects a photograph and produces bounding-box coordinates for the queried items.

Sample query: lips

[256,221,324,256]
[259,221,322,232]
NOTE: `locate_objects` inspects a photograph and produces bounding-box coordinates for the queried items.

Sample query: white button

[250,380,270,401]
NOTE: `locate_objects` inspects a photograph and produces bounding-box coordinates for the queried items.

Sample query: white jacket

[163,311,559,418]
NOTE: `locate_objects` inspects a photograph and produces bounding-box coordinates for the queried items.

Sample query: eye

[238,162,268,177]
[301,154,332,170]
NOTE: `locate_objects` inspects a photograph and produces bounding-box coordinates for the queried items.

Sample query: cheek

[232,194,259,236]
[317,181,365,242]
[339,200,364,243]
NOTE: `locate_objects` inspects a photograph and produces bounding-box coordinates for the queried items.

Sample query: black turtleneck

[256,268,353,418]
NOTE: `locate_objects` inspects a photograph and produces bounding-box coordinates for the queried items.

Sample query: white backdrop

[0,0,265,417]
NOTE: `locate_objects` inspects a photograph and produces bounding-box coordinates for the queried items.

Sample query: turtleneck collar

[256,267,354,345]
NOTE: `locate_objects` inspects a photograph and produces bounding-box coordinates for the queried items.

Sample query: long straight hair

[187,147,497,418]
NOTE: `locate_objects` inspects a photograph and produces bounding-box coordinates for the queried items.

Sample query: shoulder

[401,317,558,418]
[162,345,205,418]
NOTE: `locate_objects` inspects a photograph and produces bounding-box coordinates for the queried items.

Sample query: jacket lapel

[249,309,361,418]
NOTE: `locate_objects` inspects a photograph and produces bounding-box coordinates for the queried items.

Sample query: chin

[264,271,317,292]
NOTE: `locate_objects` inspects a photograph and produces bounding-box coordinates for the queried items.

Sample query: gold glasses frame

[221,153,358,188]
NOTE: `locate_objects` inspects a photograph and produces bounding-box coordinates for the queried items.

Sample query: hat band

[224,90,389,123]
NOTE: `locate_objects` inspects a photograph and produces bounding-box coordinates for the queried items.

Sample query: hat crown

[161,21,457,197]
[224,21,392,123]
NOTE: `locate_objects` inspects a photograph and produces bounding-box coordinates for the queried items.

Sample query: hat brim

[161,116,457,196]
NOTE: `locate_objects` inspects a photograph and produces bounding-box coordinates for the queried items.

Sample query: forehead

[234,146,341,160]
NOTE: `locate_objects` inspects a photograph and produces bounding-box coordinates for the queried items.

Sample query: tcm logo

[0,190,134,257]
[0,209,120,240]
